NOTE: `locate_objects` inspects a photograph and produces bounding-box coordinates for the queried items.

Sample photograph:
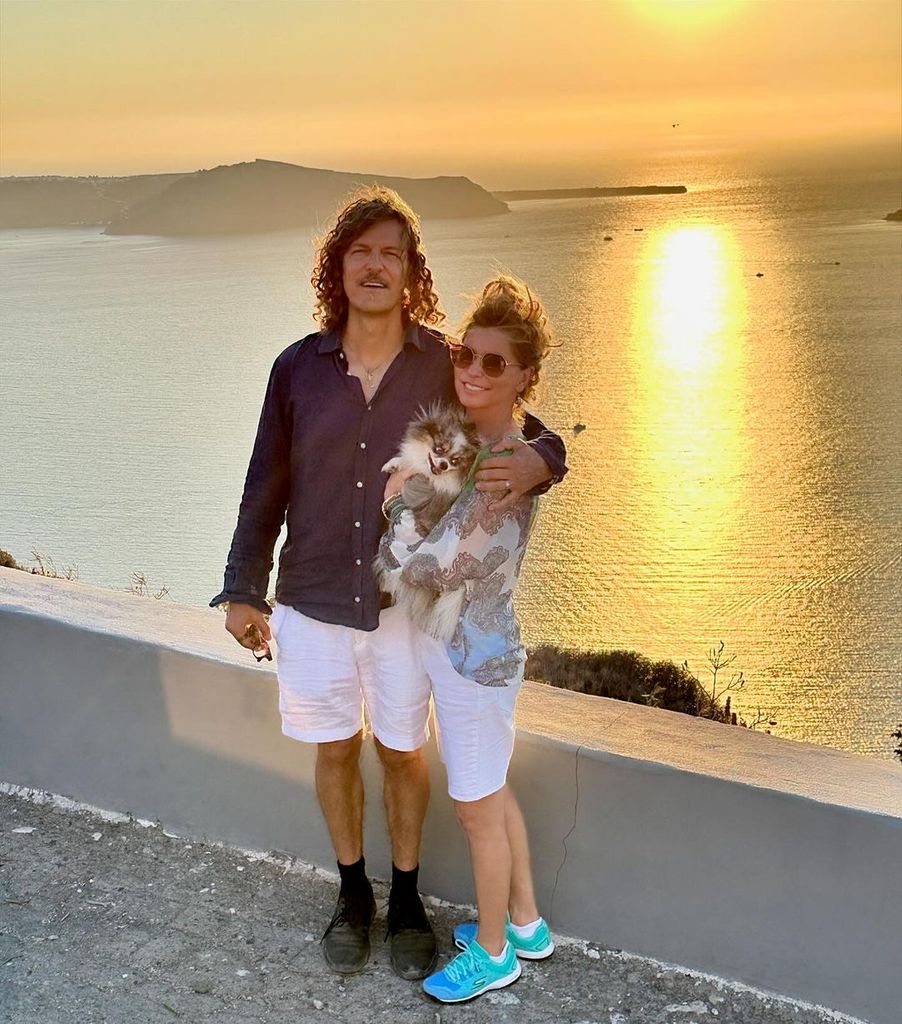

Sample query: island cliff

[0,160,507,235]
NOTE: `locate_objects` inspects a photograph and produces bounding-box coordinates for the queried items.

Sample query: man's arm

[474,412,567,511]
[522,412,568,484]
[210,352,293,617]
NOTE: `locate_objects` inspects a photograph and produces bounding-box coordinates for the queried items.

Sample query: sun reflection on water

[628,222,750,596]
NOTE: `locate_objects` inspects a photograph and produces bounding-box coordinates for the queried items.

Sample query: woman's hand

[384,466,418,501]
[475,438,550,511]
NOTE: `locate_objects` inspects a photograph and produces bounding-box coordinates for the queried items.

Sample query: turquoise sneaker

[453,916,555,960]
[422,939,521,1003]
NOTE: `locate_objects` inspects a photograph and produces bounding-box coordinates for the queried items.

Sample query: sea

[2,154,900,760]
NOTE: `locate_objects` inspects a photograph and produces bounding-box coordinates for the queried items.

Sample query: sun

[625,0,745,33]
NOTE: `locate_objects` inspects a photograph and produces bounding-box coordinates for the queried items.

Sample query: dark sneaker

[386,893,438,980]
[321,889,376,975]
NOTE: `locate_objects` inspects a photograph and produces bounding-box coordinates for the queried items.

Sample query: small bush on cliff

[0,549,23,570]
[527,641,775,729]
[0,547,78,578]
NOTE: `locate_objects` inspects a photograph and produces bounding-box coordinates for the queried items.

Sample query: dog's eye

[449,456,460,466]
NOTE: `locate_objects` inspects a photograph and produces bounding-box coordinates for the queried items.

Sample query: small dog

[375,402,480,640]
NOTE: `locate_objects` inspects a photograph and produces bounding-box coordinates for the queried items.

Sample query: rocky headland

[0,159,507,235]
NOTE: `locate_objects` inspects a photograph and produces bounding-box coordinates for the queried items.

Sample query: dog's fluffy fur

[375,402,480,640]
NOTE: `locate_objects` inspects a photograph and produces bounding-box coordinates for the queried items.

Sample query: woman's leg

[454,787,511,956]
[504,786,540,926]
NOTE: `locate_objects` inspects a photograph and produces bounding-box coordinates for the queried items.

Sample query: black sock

[389,863,421,907]
[337,856,371,899]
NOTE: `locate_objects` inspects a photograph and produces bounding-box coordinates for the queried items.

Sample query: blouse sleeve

[378,488,534,595]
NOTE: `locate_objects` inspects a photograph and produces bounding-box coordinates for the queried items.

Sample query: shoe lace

[324,891,371,936]
[444,947,482,984]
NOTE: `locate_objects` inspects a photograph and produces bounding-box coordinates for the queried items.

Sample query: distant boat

[603,235,613,241]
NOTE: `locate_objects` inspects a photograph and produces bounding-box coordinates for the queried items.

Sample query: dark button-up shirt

[211,324,567,630]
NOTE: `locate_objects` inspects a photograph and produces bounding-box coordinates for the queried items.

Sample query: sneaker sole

[513,940,555,960]
[424,961,522,1004]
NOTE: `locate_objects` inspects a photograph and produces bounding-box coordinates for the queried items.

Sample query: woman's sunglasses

[448,343,525,378]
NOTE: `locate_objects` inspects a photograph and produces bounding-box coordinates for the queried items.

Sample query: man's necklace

[362,357,392,390]
[343,348,397,396]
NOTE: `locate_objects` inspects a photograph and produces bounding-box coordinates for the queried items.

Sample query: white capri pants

[418,633,523,803]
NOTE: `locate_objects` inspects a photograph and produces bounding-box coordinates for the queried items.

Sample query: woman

[379,276,556,1003]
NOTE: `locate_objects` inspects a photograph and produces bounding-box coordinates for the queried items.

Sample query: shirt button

[354,596,361,603]
[354,521,361,528]
[356,481,363,488]
[360,442,366,449]
[356,559,362,566]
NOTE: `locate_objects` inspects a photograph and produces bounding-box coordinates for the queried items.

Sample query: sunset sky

[2,0,900,186]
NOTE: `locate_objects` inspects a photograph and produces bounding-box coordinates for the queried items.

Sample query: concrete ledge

[2,568,901,1023]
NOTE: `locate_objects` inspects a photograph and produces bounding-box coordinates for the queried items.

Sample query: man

[211,186,566,981]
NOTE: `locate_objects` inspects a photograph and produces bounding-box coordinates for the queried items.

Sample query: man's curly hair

[311,186,444,333]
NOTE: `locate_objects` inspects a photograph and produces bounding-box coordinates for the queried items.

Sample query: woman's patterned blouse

[378,464,538,687]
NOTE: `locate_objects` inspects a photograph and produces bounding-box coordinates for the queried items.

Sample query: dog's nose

[436,459,449,472]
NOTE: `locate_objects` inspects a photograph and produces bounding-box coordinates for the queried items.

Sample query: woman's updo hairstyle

[459,275,555,405]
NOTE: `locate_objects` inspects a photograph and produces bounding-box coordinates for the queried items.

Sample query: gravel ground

[0,789,861,1024]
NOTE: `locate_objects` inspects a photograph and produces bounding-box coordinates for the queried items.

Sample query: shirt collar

[316,322,426,355]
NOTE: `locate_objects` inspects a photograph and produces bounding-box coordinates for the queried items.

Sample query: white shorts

[419,633,522,803]
[270,603,432,751]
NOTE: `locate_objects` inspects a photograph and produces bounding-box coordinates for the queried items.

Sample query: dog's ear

[382,458,402,474]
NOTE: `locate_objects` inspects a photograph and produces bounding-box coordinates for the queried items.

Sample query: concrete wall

[2,568,901,1023]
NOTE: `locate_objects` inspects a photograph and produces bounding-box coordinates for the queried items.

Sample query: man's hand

[475,438,551,512]
[225,601,272,658]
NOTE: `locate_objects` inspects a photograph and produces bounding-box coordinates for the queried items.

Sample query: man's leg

[373,738,429,870]
[270,605,381,975]
[316,731,377,975]
[358,606,436,979]
[316,732,365,863]
[373,738,437,980]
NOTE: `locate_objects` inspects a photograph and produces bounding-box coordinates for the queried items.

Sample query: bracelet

[381,493,406,521]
